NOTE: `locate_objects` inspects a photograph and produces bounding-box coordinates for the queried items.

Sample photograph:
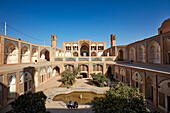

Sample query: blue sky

[0,0,170,49]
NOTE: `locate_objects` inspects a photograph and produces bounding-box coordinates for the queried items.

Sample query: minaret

[51,35,57,47]
[111,34,116,47]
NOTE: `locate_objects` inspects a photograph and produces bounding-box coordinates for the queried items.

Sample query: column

[38,46,40,62]
[30,45,32,63]
[16,71,20,98]
[153,73,158,107]
[18,41,21,63]
[142,71,146,96]
[160,36,164,64]
[145,41,148,63]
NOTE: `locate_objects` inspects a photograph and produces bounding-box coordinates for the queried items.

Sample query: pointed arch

[32,47,38,63]
[40,68,46,83]
[148,40,160,64]
[164,38,170,64]
[129,46,135,62]
[137,44,145,63]
[53,66,60,76]
[47,67,52,79]
[21,45,30,63]
[4,41,18,64]
[19,72,32,93]
[145,75,153,101]
[40,49,50,61]
[91,52,97,56]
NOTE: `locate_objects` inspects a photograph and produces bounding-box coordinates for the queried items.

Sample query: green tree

[7,91,47,113]
[73,66,81,76]
[61,70,75,85]
[92,82,150,113]
[91,73,107,87]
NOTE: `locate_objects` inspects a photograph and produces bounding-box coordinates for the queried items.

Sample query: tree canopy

[92,82,150,113]
[91,73,107,87]
[61,69,75,85]
[7,91,47,113]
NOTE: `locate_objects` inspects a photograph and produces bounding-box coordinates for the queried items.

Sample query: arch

[66,58,75,61]
[19,72,32,93]
[47,67,52,79]
[73,52,78,57]
[91,52,97,56]
[40,68,46,83]
[80,64,88,71]
[8,75,16,99]
[92,58,102,61]
[120,68,125,83]
[53,66,60,76]
[31,47,38,63]
[80,43,89,56]
[158,79,170,96]
[105,58,113,61]
[132,72,143,92]
[137,44,145,63]
[148,40,160,64]
[145,75,153,101]
[118,49,124,61]
[21,45,30,63]
[93,64,103,73]
[4,42,18,64]
[65,64,74,72]
[79,58,88,61]
[40,49,50,61]
[129,46,135,62]
[164,38,170,64]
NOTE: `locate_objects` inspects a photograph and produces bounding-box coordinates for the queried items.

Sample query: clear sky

[0,0,170,49]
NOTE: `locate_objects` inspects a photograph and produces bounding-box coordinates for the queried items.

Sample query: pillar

[142,71,146,96]
[153,73,158,107]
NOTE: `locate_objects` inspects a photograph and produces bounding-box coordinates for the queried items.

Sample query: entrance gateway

[80,73,87,78]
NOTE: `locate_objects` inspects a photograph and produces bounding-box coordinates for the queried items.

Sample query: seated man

[68,101,73,109]
[74,101,78,109]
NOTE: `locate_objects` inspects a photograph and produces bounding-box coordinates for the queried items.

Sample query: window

[73,46,78,50]
[91,46,96,50]
[66,46,71,50]
[98,46,104,50]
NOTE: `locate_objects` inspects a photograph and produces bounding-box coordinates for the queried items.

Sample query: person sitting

[74,101,78,109]
[68,101,73,109]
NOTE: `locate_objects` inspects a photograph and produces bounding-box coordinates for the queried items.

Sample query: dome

[161,18,170,27]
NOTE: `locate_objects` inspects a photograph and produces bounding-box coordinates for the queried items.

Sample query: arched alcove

[4,42,18,64]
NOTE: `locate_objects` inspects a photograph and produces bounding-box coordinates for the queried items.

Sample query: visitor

[68,101,73,109]
[74,101,78,109]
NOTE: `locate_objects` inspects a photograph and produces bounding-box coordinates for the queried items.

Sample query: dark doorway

[24,82,27,92]
[119,50,123,61]
[81,73,87,78]
[168,96,170,112]
[45,51,50,61]
[169,53,170,64]
[107,66,112,76]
